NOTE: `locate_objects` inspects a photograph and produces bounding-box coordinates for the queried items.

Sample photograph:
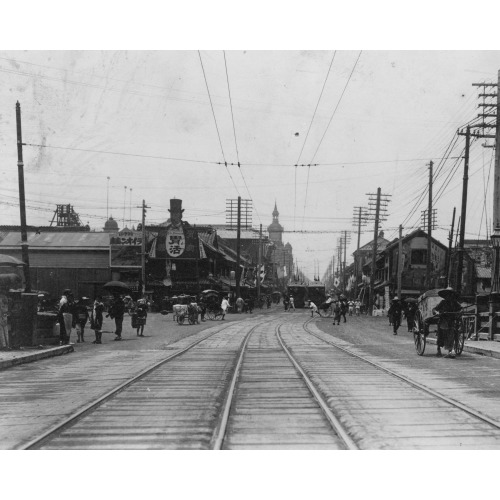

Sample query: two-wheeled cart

[413,289,465,356]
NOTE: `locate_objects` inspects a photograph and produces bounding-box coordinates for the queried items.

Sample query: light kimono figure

[221,297,230,320]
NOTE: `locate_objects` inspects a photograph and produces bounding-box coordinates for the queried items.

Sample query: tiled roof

[0,231,110,248]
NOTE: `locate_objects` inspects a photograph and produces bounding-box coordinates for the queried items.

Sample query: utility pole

[15,101,31,293]
[446,207,456,287]
[352,206,368,283]
[235,196,241,300]
[397,225,403,299]
[140,200,150,298]
[426,160,433,289]
[366,189,391,314]
[257,224,262,301]
[369,188,381,312]
[456,126,471,296]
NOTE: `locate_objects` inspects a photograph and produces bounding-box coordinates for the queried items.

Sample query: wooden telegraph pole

[397,225,403,299]
[15,101,31,292]
[426,160,433,289]
[456,126,471,295]
[235,196,241,300]
[446,207,456,288]
[257,224,262,301]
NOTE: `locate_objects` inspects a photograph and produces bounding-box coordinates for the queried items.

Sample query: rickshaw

[412,289,465,356]
[201,290,224,320]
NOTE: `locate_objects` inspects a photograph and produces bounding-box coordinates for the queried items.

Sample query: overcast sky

[1,8,500,281]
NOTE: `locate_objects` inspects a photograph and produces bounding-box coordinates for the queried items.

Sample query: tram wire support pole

[236,196,241,301]
[366,189,391,314]
[352,206,368,286]
[15,101,31,293]
[456,126,471,297]
[257,224,262,302]
[446,207,456,288]
[397,225,403,299]
[426,160,433,289]
[137,200,150,298]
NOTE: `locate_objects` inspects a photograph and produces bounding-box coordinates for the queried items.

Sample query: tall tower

[267,201,283,245]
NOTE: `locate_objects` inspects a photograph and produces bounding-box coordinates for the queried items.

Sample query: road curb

[426,337,500,360]
[0,345,74,371]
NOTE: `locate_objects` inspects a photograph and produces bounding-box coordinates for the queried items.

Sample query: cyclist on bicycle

[432,287,462,358]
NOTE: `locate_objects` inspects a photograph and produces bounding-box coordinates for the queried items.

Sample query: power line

[197,51,240,196]
[297,51,336,231]
[308,50,362,165]
[223,51,262,225]
[23,142,216,164]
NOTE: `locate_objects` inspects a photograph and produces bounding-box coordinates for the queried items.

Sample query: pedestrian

[405,301,417,332]
[266,295,272,309]
[74,296,89,343]
[198,296,207,322]
[221,296,230,320]
[348,300,354,316]
[387,297,403,335]
[91,296,104,344]
[247,296,254,314]
[332,300,341,325]
[289,295,295,312]
[283,295,290,311]
[355,300,361,316]
[339,295,348,323]
[235,296,244,313]
[135,298,148,337]
[432,287,462,358]
[108,294,125,341]
[57,289,73,345]
[308,300,321,318]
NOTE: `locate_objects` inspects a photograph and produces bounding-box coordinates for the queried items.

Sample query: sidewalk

[0,344,74,371]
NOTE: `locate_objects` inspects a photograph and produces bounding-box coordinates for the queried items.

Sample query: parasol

[103,281,131,294]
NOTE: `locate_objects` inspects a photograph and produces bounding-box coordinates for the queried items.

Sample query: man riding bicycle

[432,287,462,358]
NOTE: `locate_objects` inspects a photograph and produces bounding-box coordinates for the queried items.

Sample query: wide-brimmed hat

[392,297,400,301]
[438,287,458,299]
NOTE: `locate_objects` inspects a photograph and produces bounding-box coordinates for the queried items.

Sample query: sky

[1,5,500,284]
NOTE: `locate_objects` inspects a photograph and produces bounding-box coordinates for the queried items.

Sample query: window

[411,249,427,265]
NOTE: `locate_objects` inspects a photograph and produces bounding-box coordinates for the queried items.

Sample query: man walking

[109,295,125,341]
[387,297,403,335]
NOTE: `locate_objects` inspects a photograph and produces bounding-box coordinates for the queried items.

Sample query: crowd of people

[54,285,463,359]
[55,289,147,345]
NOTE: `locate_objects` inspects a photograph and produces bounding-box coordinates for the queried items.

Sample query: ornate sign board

[109,231,142,268]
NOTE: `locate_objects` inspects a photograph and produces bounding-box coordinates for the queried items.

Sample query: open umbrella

[0,254,25,266]
[103,281,131,294]
[404,297,418,304]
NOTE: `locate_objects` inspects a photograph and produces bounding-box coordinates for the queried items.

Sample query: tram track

[19,313,500,449]
[215,320,352,449]
[302,319,500,432]
[274,317,500,448]
[24,319,265,450]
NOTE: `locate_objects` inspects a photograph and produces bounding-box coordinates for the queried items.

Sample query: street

[2,306,500,450]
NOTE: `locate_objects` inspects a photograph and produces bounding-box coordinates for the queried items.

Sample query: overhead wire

[301,51,362,230]
[293,51,336,230]
[197,50,240,196]
[223,50,262,225]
